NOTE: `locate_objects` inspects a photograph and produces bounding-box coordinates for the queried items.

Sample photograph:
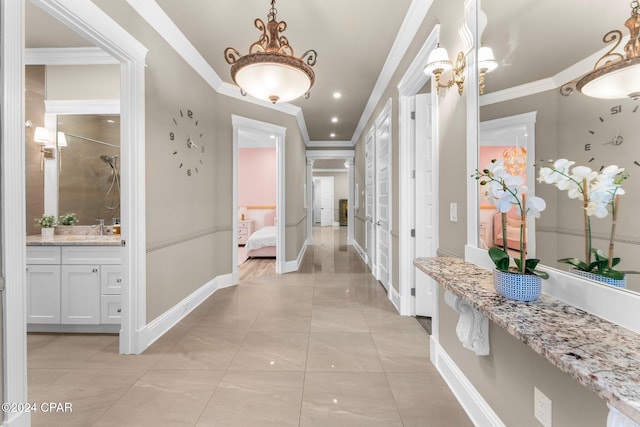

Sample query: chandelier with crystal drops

[224,0,317,104]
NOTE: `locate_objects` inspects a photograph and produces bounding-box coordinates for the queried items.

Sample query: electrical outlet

[534,387,552,427]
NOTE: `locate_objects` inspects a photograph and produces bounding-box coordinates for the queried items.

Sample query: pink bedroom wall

[238,147,276,207]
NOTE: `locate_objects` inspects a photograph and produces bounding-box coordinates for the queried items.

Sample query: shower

[100,154,120,211]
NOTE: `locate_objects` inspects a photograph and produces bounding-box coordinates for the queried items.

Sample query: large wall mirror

[477,0,640,294]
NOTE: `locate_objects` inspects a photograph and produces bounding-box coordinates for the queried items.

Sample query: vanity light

[330,133,336,138]
[424,43,466,96]
[331,117,338,123]
[562,1,640,99]
[478,45,498,95]
[333,91,342,99]
[33,126,55,171]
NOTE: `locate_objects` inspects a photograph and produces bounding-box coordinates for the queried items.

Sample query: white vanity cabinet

[26,245,122,330]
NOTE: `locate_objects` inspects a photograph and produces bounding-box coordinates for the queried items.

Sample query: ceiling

[25,0,413,144]
[26,0,634,141]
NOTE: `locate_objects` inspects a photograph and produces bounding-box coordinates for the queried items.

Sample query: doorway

[312,176,334,227]
[3,2,147,424]
[232,115,286,279]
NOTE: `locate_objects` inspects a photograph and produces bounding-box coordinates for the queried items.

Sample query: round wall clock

[169,108,205,176]
[583,101,639,171]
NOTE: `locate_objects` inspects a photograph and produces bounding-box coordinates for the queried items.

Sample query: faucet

[97,218,104,235]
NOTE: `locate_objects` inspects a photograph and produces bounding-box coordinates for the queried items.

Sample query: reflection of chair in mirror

[493,210,526,257]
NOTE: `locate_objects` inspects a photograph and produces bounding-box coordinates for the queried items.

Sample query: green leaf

[488,247,510,272]
[558,258,590,271]
[596,268,625,280]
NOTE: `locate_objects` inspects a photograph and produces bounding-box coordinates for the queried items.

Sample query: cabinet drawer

[62,246,122,265]
[238,221,250,230]
[101,265,123,295]
[101,295,122,324]
[26,246,61,264]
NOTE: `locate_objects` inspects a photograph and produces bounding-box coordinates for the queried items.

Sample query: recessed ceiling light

[330,133,336,138]
[331,117,338,123]
[333,92,342,99]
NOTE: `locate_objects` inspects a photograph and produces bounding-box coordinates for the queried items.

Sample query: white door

[365,127,376,272]
[414,94,436,317]
[375,104,391,290]
[313,177,334,227]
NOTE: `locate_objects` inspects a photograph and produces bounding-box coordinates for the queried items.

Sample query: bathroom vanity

[26,235,123,333]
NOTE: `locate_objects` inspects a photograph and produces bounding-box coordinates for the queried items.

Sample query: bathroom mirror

[477,0,640,293]
[57,114,121,225]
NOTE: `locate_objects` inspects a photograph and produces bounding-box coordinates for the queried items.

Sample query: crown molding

[127,0,311,146]
[25,47,119,65]
[351,0,434,145]
[307,140,353,148]
[306,149,354,160]
[45,99,120,115]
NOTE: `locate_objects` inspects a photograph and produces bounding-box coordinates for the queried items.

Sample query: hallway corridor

[27,227,472,426]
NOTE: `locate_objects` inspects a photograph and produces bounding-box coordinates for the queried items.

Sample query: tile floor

[27,226,473,426]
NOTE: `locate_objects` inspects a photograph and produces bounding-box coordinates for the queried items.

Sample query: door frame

[397,24,440,316]
[232,115,286,277]
[3,1,147,424]
[305,150,355,245]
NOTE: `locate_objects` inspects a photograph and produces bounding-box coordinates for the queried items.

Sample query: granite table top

[414,256,640,424]
[27,235,123,246]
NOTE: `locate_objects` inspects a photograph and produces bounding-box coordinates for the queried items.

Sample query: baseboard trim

[282,239,309,273]
[431,337,506,427]
[137,273,234,352]
[388,285,401,312]
[4,411,30,427]
[352,240,367,264]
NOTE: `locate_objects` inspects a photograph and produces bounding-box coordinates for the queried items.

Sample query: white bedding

[245,226,277,251]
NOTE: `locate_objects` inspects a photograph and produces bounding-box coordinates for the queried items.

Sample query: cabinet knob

[117,308,121,313]
[92,268,98,273]
[116,278,122,283]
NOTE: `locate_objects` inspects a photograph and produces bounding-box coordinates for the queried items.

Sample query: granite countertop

[414,256,640,424]
[27,234,123,246]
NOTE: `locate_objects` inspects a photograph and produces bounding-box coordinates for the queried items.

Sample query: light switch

[450,203,457,222]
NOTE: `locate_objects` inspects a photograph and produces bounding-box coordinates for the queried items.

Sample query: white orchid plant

[475,159,549,278]
[537,159,637,280]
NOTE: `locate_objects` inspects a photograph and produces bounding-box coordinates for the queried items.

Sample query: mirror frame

[465,0,640,334]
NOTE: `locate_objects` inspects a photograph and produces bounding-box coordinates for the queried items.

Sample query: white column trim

[3,1,30,425]
[45,99,120,115]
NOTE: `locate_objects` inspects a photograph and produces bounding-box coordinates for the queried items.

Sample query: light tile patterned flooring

[27,226,472,426]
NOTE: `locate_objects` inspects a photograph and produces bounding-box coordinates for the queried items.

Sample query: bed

[245,225,277,258]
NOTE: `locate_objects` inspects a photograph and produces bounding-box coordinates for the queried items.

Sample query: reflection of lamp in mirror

[478,45,498,95]
[503,146,527,176]
[424,44,466,96]
[562,1,640,99]
[57,132,67,173]
[33,126,55,171]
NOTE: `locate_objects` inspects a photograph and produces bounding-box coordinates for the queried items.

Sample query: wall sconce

[33,126,55,171]
[424,44,466,96]
[478,45,498,95]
